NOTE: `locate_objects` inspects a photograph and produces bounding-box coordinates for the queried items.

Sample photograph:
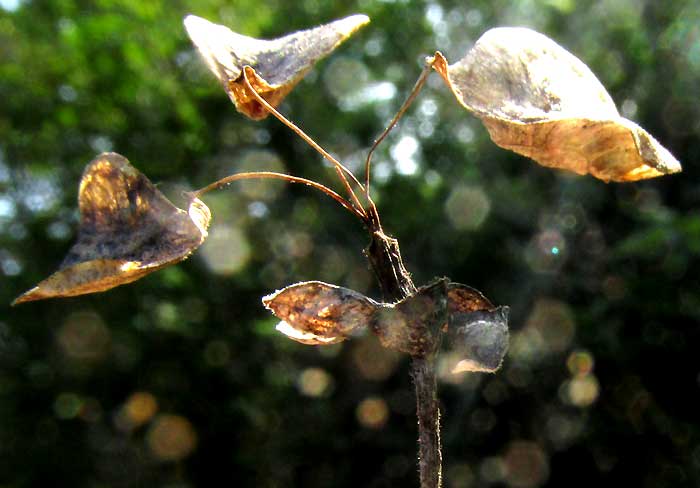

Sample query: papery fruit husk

[433,27,681,182]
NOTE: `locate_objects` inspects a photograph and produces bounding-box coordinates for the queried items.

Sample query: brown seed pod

[184,14,369,120]
[12,153,210,304]
[262,281,378,345]
[433,27,681,182]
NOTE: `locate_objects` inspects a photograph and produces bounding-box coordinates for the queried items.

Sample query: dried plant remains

[14,14,683,488]
[184,14,369,120]
[432,27,681,182]
[12,153,210,304]
[263,278,509,372]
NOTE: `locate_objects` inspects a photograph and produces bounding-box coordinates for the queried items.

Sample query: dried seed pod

[184,14,369,120]
[447,282,494,314]
[12,153,210,305]
[262,281,378,345]
[372,279,449,357]
[433,27,681,182]
[263,278,510,368]
[446,307,510,373]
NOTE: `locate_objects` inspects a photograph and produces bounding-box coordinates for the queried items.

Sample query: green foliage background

[2,0,700,486]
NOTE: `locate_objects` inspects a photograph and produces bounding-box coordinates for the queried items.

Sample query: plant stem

[361,57,445,486]
[362,56,436,238]
[365,229,443,488]
[364,60,433,196]
[241,67,369,219]
[412,355,442,488]
[193,170,365,220]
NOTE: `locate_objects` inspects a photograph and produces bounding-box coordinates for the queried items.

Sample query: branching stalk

[239,61,445,488]
[365,229,443,488]
[242,67,369,220]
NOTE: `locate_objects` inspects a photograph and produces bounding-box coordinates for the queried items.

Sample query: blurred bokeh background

[2,0,700,486]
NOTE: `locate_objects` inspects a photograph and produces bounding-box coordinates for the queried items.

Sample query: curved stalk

[363,59,433,199]
[193,171,365,220]
[242,67,369,220]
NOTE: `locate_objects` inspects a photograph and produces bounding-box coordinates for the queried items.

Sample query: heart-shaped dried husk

[262,281,379,345]
[12,153,211,304]
[184,14,369,120]
[433,27,681,182]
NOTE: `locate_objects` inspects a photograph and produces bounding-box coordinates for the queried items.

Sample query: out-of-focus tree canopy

[2,0,699,486]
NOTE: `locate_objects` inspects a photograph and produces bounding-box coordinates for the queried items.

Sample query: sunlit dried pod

[12,153,211,305]
[184,13,369,120]
[262,281,378,345]
[433,27,681,182]
[447,307,509,373]
[372,279,449,357]
[447,282,494,314]
[445,283,508,373]
[263,278,510,369]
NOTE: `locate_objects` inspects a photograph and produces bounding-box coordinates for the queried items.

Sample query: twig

[241,67,369,220]
[193,170,365,220]
[364,229,443,488]
[363,60,433,198]
[412,355,442,488]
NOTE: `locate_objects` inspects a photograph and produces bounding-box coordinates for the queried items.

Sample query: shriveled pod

[441,283,509,373]
[262,281,378,345]
[184,14,369,120]
[263,278,510,373]
[13,153,211,305]
[433,27,681,182]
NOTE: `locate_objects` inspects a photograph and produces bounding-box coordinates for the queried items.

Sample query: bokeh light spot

[562,375,600,407]
[154,301,180,331]
[297,367,333,397]
[324,56,370,109]
[271,230,314,259]
[147,414,197,462]
[0,195,16,219]
[471,407,497,433]
[446,462,475,487]
[391,135,420,175]
[53,392,83,420]
[525,229,566,273]
[200,224,251,275]
[566,350,594,377]
[117,392,159,431]
[57,311,111,362]
[480,456,506,483]
[352,337,401,381]
[0,0,22,12]
[503,440,549,487]
[482,378,509,405]
[235,149,286,200]
[445,185,491,230]
[356,396,389,429]
[545,414,582,450]
[511,298,575,363]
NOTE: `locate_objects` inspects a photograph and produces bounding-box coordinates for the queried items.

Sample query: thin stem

[363,59,433,199]
[241,67,368,219]
[193,171,365,220]
[413,356,442,488]
[365,231,442,488]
